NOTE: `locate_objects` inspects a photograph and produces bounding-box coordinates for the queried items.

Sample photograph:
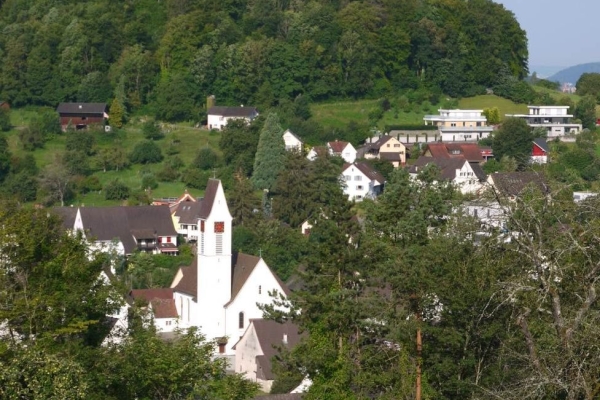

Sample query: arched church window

[239,312,244,329]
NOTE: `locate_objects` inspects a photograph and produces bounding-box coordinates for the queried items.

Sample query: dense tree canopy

[0,0,528,117]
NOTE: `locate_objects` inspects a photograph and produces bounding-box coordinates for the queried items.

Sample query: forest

[0,0,528,118]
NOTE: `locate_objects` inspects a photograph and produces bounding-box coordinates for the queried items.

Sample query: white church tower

[196,179,233,340]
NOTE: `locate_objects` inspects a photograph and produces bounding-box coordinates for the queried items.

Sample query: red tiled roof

[425,143,483,162]
[130,288,174,304]
[328,140,349,153]
[150,298,178,319]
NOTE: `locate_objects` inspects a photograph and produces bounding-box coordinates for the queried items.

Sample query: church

[132,179,291,358]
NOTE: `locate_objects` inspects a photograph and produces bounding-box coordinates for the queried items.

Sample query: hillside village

[2,0,600,399]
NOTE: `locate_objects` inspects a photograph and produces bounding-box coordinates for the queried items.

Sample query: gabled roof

[283,129,303,143]
[424,143,484,163]
[150,298,178,319]
[171,260,197,298]
[199,179,220,219]
[327,140,350,153]
[55,205,178,254]
[250,319,302,381]
[130,288,174,304]
[470,162,487,181]
[173,201,204,224]
[171,252,290,304]
[342,162,385,185]
[410,156,486,182]
[489,172,549,197]
[52,207,77,230]
[207,106,258,118]
[533,138,549,153]
[56,103,107,115]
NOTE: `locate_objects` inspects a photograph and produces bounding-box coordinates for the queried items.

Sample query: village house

[422,142,486,164]
[505,105,582,138]
[283,129,303,152]
[234,319,302,392]
[207,106,258,130]
[486,171,549,200]
[327,140,357,163]
[0,101,9,110]
[358,135,406,167]
[531,138,549,164]
[129,288,179,333]
[409,156,487,195]
[341,162,385,201]
[53,205,179,257]
[423,109,494,142]
[130,179,292,366]
[306,146,328,161]
[56,102,108,131]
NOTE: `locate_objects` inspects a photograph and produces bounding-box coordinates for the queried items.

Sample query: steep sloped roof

[328,140,349,153]
[251,319,303,381]
[52,207,78,230]
[409,156,468,181]
[490,172,549,197]
[173,201,204,224]
[425,143,484,162]
[150,298,178,319]
[199,179,220,219]
[533,137,549,153]
[343,162,385,185]
[207,106,258,118]
[172,262,197,298]
[56,103,107,115]
[130,288,174,304]
[283,129,303,142]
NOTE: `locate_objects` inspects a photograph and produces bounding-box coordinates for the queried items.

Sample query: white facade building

[506,105,582,138]
[132,180,290,362]
[409,156,487,195]
[341,162,385,201]
[328,140,357,163]
[283,129,303,152]
[424,109,494,142]
[207,106,259,130]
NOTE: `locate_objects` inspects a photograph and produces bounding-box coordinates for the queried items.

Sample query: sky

[494,0,600,69]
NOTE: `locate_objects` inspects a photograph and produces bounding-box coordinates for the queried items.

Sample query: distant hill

[548,62,600,84]
[530,65,564,79]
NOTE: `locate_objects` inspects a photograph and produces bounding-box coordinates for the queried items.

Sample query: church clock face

[214,221,225,233]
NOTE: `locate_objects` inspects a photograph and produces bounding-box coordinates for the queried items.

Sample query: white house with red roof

[131,179,290,361]
[327,140,357,163]
[341,162,385,201]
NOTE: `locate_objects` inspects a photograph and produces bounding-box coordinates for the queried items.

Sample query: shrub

[78,176,102,193]
[129,140,163,164]
[181,167,210,189]
[192,147,220,170]
[0,108,10,132]
[141,172,158,189]
[142,119,164,140]
[105,179,130,200]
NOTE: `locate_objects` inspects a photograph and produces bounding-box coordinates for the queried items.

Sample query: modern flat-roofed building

[505,105,582,138]
[423,109,494,142]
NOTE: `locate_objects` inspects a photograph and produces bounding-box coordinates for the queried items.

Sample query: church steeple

[196,179,233,339]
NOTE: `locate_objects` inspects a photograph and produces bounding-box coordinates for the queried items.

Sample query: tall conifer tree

[251,112,285,190]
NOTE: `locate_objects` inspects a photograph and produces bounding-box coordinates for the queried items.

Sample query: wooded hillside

[0,0,528,118]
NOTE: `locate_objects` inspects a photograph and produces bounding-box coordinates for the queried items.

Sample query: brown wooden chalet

[56,102,108,131]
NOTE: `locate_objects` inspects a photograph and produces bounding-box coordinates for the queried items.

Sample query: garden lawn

[458,95,528,118]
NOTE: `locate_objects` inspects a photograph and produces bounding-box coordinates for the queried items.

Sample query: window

[354,176,362,181]
[345,175,351,181]
[239,312,244,329]
[216,234,223,254]
[451,123,456,127]
[180,224,186,230]
[258,285,262,294]
[200,220,205,232]
[166,237,171,243]
[386,144,390,147]
[214,222,225,233]
[166,320,172,326]
[191,225,197,231]
[356,185,364,190]
[394,144,401,148]
[473,209,478,218]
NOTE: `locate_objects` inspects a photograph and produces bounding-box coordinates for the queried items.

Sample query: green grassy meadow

[458,95,528,118]
[5,110,216,206]
[310,99,378,129]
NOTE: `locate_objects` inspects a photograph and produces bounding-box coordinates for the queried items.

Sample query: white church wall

[224,259,287,353]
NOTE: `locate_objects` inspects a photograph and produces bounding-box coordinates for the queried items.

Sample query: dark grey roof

[207,106,258,118]
[409,157,472,181]
[74,205,177,254]
[470,162,487,181]
[173,201,204,224]
[199,179,220,219]
[56,103,107,115]
[533,137,549,153]
[251,319,303,381]
[343,162,385,185]
[490,172,549,197]
[52,207,78,230]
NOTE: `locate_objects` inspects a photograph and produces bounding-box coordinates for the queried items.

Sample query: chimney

[282,333,288,344]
